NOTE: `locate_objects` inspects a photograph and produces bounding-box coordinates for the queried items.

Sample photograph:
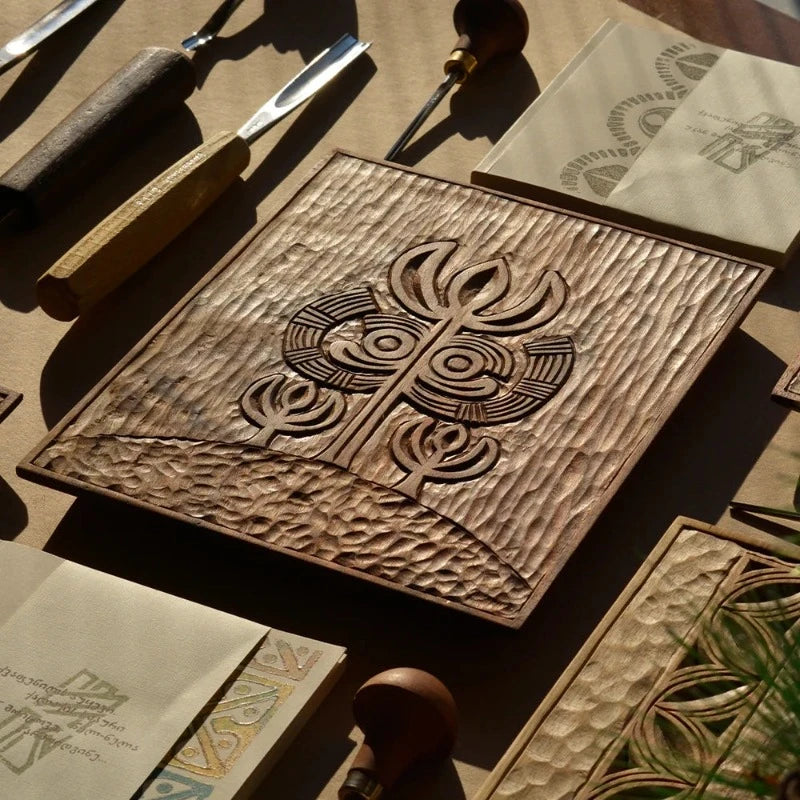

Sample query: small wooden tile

[772,352,800,407]
[0,385,22,424]
[475,517,800,800]
[18,153,769,626]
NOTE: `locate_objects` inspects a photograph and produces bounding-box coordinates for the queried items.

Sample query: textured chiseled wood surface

[476,519,800,800]
[0,385,22,425]
[22,154,767,625]
[772,351,800,406]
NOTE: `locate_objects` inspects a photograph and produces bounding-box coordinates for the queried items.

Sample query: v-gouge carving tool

[37,34,370,321]
[0,0,106,77]
[385,0,528,161]
[0,0,247,228]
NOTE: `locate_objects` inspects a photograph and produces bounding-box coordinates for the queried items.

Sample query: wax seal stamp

[338,668,458,799]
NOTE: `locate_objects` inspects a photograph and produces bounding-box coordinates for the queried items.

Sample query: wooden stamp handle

[0,47,197,226]
[37,131,250,320]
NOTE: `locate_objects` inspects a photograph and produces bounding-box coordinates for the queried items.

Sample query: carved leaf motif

[444,258,510,316]
[466,269,568,334]
[388,239,567,334]
[286,240,572,470]
[391,418,500,498]
[240,374,345,447]
[389,240,457,320]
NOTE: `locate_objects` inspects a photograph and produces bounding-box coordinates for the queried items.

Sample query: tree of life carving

[241,240,575,499]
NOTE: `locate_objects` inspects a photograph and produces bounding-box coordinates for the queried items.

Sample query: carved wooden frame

[0,385,22,425]
[18,152,771,627]
[772,352,800,407]
[475,517,800,800]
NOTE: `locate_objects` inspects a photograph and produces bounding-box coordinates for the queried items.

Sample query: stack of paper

[0,542,345,799]
[473,20,800,265]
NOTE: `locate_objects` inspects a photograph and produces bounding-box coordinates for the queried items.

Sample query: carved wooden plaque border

[19,153,770,626]
[772,352,800,407]
[0,385,22,425]
[475,517,800,799]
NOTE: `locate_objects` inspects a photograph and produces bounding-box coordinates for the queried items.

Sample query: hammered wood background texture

[475,520,800,800]
[0,385,22,425]
[22,153,767,625]
[772,351,800,406]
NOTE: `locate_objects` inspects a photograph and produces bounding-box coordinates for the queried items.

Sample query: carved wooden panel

[772,352,800,407]
[475,518,800,800]
[19,153,769,626]
[0,385,22,425]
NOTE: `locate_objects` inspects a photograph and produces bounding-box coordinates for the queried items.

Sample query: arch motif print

[582,554,800,799]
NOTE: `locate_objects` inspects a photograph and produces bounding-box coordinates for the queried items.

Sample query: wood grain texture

[772,351,800,407]
[37,130,250,320]
[19,153,769,625]
[0,385,22,425]
[474,518,800,800]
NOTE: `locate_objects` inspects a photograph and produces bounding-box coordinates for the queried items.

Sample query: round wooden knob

[338,668,458,800]
[445,0,529,80]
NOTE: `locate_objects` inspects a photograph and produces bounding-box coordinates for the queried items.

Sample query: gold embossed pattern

[135,635,323,799]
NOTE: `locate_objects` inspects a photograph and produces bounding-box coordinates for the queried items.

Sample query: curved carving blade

[237,33,370,144]
[0,0,105,76]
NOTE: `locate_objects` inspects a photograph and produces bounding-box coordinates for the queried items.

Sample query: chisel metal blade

[237,33,370,144]
[0,0,106,77]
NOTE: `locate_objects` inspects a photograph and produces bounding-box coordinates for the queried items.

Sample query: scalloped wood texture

[19,153,769,626]
[772,352,800,407]
[0,385,21,425]
[475,518,800,799]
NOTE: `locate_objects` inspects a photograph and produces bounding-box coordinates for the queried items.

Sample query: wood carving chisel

[385,0,528,161]
[0,0,107,77]
[37,33,371,321]
[0,0,247,228]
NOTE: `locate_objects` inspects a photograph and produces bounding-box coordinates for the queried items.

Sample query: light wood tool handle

[37,131,250,321]
[0,47,196,226]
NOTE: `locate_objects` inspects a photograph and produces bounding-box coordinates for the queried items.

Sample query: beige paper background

[1,2,799,800]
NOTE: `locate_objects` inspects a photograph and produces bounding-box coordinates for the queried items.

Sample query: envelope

[0,542,269,800]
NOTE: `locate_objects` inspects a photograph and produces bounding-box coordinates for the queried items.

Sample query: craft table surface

[1,1,799,799]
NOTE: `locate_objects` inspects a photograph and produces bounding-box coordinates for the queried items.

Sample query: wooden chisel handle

[37,131,250,320]
[0,47,196,226]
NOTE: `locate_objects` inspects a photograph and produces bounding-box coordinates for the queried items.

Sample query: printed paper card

[473,20,800,263]
[0,542,268,800]
[134,630,346,800]
[608,47,800,256]
[473,22,722,203]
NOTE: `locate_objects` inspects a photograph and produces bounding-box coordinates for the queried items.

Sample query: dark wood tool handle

[37,131,250,321]
[0,47,196,226]
[338,668,458,799]
[450,0,529,70]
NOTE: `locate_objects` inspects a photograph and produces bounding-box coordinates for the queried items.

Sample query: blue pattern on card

[133,768,214,800]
